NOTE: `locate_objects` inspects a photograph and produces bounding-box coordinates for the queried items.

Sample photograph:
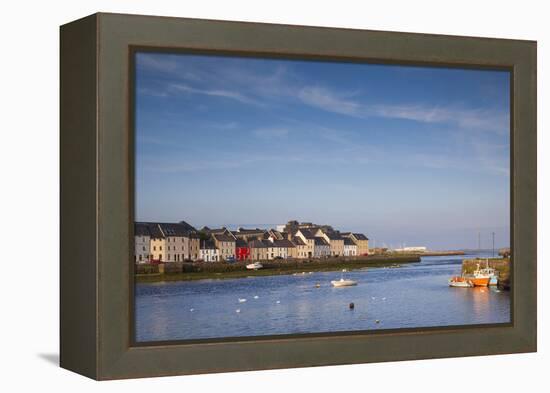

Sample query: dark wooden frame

[60,12,537,380]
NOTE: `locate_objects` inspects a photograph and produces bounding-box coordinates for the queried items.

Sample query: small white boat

[246,262,263,270]
[448,276,474,288]
[331,269,357,287]
[331,278,358,287]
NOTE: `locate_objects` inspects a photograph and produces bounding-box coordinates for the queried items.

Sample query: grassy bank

[462,257,511,289]
[135,255,421,283]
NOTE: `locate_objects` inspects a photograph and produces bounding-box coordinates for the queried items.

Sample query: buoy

[276,300,281,304]
[382,297,386,301]
[315,283,321,288]
[238,298,247,303]
[253,295,259,299]
[371,297,376,300]
[375,320,380,324]
[190,308,194,312]
[349,302,355,310]
[236,309,241,313]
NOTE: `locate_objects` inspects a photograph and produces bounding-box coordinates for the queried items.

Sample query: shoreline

[135,255,421,283]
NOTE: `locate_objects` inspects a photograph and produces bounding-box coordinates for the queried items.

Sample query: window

[153,246,156,251]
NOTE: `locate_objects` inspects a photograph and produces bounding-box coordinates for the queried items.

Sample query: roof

[134,222,151,237]
[200,239,217,250]
[213,233,236,242]
[352,233,369,240]
[323,230,343,240]
[249,239,268,248]
[298,229,316,239]
[148,224,164,239]
[274,239,296,248]
[292,237,306,246]
[344,238,357,246]
[235,239,249,248]
[314,237,330,246]
[205,227,228,234]
[134,221,199,238]
[159,222,195,237]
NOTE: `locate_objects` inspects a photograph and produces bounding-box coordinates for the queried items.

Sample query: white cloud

[297,86,361,116]
[171,84,261,106]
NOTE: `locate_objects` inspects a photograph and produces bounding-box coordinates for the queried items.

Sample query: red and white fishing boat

[464,261,496,287]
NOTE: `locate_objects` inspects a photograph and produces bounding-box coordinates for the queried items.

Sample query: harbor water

[135,251,510,342]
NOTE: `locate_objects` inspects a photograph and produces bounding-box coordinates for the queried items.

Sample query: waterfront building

[212,233,236,261]
[267,238,295,259]
[343,238,358,256]
[313,237,331,257]
[234,228,267,241]
[188,233,200,261]
[342,232,370,255]
[291,236,308,258]
[148,224,166,262]
[134,223,151,263]
[315,229,345,256]
[235,239,250,261]
[294,229,316,258]
[199,239,220,262]
[249,239,269,261]
[159,223,191,263]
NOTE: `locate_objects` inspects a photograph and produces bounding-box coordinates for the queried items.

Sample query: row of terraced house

[134,220,369,263]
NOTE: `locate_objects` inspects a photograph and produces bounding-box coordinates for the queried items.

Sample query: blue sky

[135,52,510,250]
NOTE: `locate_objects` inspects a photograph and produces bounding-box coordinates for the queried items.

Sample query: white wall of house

[314,245,330,257]
[344,244,357,256]
[200,248,220,262]
[134,235,150,263]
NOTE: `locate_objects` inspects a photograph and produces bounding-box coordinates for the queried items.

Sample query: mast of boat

[492,232,495,257]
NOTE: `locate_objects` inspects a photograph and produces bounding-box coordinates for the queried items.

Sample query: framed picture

[60,13,536,380]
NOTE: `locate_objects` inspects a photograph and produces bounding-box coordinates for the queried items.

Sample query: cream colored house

[315,229,344,256]
[249,239,269,261]
[149,224,166,262]
[160,224,189,263]
[294,229,315,258]
[342,232,369,255]
[212,233,236,261]
[291,236,308,258]
[188,235,200,261]
[267,238,295,259]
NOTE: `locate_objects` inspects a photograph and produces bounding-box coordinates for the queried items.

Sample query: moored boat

[448,276,473,288]
[246,262,263,270]
[331,278,358,287]
[464,260,496,287]
[331,269,358,287]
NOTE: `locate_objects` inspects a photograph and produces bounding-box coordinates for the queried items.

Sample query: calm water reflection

[135,252,510,342]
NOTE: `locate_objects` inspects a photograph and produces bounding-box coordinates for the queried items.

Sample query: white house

[134,223,151,263]
[343,238,357,256]
[313,237,331,257]
[200,240,220,262]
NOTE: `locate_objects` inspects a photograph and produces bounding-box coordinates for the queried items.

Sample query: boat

[448,276,474,288]
[331,269,357,287]
[464,260,496,287]
[246,262,263,270]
